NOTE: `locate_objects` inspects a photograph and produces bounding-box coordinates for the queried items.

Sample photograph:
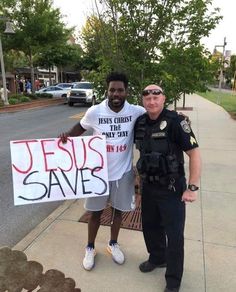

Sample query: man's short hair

[106,72,129,89]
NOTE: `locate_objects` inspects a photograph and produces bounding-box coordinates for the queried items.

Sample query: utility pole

[0,36,8,104]
[214,37,227,105]
[0,19,15,105]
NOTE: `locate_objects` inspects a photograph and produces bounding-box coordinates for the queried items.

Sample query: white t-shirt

[80,99,145,181]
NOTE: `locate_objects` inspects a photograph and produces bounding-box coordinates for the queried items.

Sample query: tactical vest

[135,111,184,186]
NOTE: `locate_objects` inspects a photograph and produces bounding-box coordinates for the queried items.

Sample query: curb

[14,200,77,252]
[0,98,65,113]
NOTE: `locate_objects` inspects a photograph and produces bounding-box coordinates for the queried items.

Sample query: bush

[24,93,38,100]
[19,96,31,103]
[9,93,36,101]
[35,93,53,98]
[9,93,22,100]
[9,94,33,103]
[9,98,20,105]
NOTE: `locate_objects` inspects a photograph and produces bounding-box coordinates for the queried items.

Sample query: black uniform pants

[141,182,186,289]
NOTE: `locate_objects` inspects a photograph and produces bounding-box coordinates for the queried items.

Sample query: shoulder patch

[180,120,191,133]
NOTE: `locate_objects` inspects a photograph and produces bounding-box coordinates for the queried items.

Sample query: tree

[35,43,83,84]
[81,16,106,71]
[2,0,72,91]
[224,55,236,89]
[81,0,221,104]
[230,55,236,90]
[3,50,28,72]
[158,45,217,106]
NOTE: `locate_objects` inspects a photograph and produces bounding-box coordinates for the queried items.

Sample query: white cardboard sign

[10,135,109,205]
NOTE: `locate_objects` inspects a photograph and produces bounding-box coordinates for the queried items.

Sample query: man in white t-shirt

[59,72,145,270]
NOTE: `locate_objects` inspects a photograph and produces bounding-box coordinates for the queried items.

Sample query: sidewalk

[14,94,236,292]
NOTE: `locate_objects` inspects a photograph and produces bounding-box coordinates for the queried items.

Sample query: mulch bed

[78,199,142,231]
[229,112,236,120]
[176,106,193,111]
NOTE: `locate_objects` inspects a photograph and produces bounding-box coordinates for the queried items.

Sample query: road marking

[70,112,85,119]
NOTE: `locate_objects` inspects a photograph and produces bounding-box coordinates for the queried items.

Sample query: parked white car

[55,83,73,89]
[67,82,97,106]
[36,86,70,99]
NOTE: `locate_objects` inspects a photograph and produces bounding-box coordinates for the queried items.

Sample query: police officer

[134,84,201,292]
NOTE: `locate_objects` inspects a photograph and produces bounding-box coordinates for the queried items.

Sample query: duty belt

[143,175,168,184]
[143,175,177,192]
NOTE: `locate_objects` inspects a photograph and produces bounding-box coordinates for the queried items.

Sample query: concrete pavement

[13,93,236,292]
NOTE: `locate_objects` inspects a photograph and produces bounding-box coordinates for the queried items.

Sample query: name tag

[152,132,166,138]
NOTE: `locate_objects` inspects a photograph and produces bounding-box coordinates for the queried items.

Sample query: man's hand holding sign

[10,136,109,206]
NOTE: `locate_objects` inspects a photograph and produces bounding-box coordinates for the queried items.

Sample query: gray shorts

[84,168,136,212]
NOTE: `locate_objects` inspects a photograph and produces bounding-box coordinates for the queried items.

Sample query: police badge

[160,120,167,130]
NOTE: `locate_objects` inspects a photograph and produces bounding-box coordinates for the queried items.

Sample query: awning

[15,67,40,74]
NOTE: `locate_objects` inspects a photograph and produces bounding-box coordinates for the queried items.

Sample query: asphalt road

[0,103,87,247]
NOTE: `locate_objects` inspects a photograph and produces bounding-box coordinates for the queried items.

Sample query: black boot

[139,260,166,273]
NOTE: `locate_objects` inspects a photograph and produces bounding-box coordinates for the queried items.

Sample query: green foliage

[26,93,38,100]
[157,45,217,104]
[35,43,83,73]
[197,90,236,116]
[8,94,32,103]
[81,0,221,103]
[19,96,31,102]
[35,93,53,98]
[11,0,71,50]
[8,94,21,99]
[3,0,75,90]
[80,16,105,71]
[0,0,16,11]
[224,55,236,88]
[1,50,28,73]
[9,98,20,105]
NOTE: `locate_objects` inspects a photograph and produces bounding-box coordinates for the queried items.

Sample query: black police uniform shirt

[142,108,199,152]
[134,108,199,193]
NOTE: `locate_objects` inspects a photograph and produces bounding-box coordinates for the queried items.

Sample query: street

[0,103,87,247]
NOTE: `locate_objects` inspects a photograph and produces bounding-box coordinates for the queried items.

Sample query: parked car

[55,83,73,89]
[67,82,97,106]
[35,86,70,99]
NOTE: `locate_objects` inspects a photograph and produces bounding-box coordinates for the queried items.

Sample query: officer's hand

[58,132,69,144]
[181,189,197,203]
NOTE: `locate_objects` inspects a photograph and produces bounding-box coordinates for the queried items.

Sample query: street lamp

[0,20,15,105]
[214,37,227,105]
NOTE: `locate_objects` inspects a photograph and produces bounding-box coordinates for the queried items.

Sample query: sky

[53,0,236,55]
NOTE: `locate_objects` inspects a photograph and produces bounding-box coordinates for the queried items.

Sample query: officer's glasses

[142,89,163,96]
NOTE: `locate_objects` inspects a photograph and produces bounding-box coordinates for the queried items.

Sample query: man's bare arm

[181,147,201,202]
[58,122,86,143]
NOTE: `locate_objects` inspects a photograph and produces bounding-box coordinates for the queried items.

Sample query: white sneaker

[107,243,125,264]
[82,247,96,271]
